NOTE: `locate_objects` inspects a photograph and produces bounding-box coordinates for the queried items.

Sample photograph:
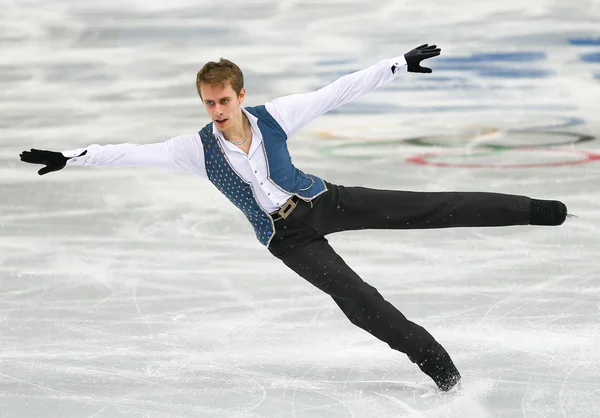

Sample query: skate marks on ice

[372,380,494,418]
[253,363,495,418]
[0,354,492,417]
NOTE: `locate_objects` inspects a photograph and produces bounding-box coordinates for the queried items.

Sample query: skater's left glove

[403,44,441,73]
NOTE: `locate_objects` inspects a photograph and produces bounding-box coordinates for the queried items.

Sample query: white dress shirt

[64,56,406,213]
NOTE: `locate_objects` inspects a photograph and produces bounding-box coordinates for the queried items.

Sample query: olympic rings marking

[406,148,600,169]
[316,116,586,144]
[316,131,596,160]
[314,116,597,168]
[403,130,595,149]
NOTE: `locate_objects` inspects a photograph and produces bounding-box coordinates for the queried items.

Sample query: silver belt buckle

[278,197,297,219]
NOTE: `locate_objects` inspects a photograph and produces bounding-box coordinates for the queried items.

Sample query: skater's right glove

[403,44,441,73]
[19,149,86,175]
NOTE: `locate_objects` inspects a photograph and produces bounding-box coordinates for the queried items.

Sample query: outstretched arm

[20,133,208,178]
[265,44,441,136]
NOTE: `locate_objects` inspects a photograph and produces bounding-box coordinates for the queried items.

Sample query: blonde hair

[196,58,244,98]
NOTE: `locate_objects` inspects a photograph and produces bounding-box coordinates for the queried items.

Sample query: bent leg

[270,237,437,362]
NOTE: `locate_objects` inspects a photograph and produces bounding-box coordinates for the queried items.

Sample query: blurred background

[1,1,599,417]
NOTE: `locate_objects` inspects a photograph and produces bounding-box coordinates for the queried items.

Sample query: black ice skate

[416,343,461,392]
[530,199,568,226]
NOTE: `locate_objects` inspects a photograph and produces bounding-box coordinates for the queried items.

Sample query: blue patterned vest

[199,105,327,246]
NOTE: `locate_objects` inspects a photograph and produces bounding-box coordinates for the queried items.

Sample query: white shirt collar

[211,107,259,139]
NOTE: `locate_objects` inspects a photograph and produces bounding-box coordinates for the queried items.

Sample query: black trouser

[267,183,531,363]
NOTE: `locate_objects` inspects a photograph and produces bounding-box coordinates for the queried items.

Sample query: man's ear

[239,88,246,104]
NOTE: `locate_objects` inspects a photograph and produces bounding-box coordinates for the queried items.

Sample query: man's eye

[221,99,229,104]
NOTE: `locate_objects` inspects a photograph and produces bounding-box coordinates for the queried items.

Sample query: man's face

[200,82,245,131]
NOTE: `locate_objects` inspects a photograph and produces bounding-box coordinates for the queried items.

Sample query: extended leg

[297,183,565,236]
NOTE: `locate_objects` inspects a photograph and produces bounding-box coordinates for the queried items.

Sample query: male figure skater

[19,44,568,391]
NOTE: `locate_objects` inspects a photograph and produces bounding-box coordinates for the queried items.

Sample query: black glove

[404,44,441,73]
[19,149,86,175]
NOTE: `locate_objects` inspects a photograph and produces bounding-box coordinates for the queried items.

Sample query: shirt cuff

[62,148,89,165]
[390,55,407,75]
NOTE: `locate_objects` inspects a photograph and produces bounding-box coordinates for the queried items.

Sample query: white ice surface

[1,0,600,417]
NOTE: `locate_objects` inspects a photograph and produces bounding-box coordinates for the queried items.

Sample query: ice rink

[2,0,600,416]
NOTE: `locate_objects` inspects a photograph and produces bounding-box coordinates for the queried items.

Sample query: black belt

[270,195,301,221]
